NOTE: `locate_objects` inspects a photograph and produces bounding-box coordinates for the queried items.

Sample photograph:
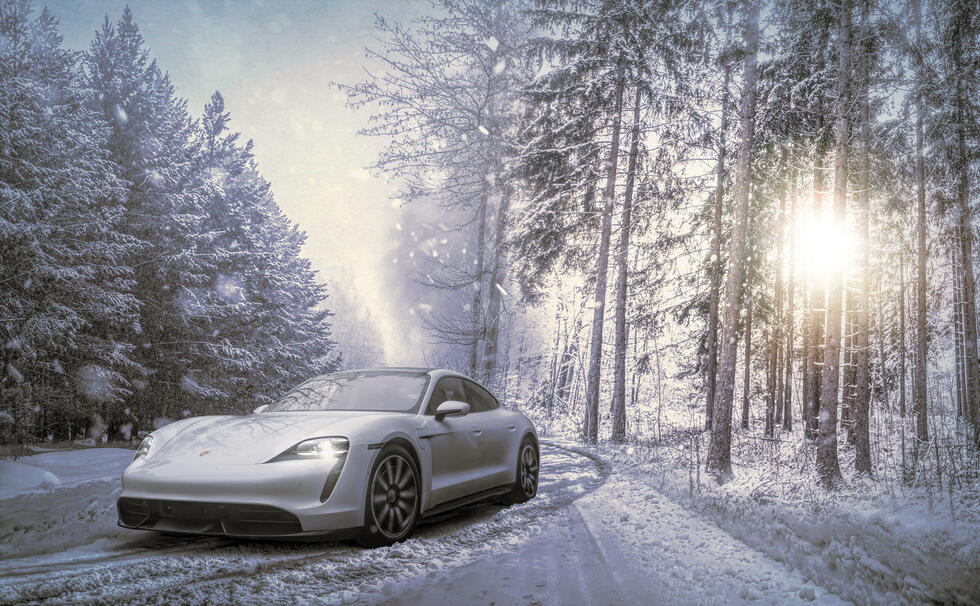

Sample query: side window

[463,380,499,413]
[426,377,466,415]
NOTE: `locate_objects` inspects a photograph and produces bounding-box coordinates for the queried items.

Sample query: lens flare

[795,209,855,278]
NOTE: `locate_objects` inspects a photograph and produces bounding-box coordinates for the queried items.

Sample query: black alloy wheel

[358,445,420,547]
[503,438,539,505]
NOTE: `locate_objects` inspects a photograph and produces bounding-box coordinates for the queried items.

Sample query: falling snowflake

[23,278,32,289]
[478,125,490,136]
[180,374,202,395]
[485,36,499,52]
[145,170,164,187]
[495,283,510,297]
[75,365,115,402]
[494,58,506,74]
[215,273,245,304]
[114,104,129,126]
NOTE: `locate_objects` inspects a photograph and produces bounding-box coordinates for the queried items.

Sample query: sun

[794,208,856,278]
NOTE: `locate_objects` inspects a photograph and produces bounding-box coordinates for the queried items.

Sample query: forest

[0,2,338,441]
[3,0,980,501]
[345,0,980,494]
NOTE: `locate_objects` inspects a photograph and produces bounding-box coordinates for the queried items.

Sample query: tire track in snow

[0,442,608,605]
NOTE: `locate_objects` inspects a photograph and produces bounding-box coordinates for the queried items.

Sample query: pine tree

[706,0,761,481]
[190,92,337,408]
[86,8,215,422]
[911,0,929,445]
[816,0,851,489]
[0,1,140,440]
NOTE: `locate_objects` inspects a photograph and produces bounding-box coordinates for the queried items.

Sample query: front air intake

[117,498,303,536]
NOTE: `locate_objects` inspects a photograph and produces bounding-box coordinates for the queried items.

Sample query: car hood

[151,411,393,464]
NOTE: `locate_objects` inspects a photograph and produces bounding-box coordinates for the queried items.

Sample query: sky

[45,0,427,364]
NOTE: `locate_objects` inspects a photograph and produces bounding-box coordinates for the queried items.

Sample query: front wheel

[502,438,538,505]
[356,445,420,548]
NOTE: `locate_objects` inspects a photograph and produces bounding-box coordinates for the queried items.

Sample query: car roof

[340,367,478,382]
[340,366,434,375]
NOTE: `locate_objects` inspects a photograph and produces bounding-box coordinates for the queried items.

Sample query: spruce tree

[0,1,140,440]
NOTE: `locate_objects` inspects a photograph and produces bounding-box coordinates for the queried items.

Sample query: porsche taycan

[116,368,539,547]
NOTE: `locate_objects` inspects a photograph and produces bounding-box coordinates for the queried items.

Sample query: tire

[356,444,421,548]
[502,437,539,505]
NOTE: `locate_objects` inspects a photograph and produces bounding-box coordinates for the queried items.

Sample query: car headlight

[268,437,350,502]
[269,437,349,462]
[133,435,153,461]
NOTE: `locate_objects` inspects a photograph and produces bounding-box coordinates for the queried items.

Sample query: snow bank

[0,460,60,498]
[587,437,980,606]
[0,447,134,558]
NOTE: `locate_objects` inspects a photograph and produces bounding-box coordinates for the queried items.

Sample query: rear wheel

[503,438,538,505]
[356,445,420,548]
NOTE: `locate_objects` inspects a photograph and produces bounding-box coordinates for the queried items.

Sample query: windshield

[265,371,429,413]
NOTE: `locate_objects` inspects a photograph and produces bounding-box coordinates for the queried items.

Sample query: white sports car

[117,368,539,547]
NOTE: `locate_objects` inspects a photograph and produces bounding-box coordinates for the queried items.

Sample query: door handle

[472,428,483,435]
[506,425,517,431]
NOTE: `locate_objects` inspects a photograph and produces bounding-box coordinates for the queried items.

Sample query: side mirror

[435,400,470,421]
[253,404,269,415]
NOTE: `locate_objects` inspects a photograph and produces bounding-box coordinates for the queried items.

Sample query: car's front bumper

[117,444,375,537]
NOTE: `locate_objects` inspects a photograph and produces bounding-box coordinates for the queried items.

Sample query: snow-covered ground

[2,442,975,605]
[0,444,605,604]
[0,448,134,560]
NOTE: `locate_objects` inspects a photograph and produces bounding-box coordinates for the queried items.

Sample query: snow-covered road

[379,447,849,606]
[1,443,857,605]
[0,444,610,604]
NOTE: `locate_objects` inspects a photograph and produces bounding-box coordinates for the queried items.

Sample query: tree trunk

[742,300,752,430]
[854,1,872,474]
[899,252,907,418]
[913,0,929,445]
[470,192,489,377]
[706,0,760,481]
[783,190,795,431]
[953,10,980,445]
[706,7,733,432]
[583,58,626,444]
[482,189,511,385]
[952,241,966,418]
[817,0,850,488]
[557,312,582,403]
[611,91,642,443]
[768,171,787,437]
[806,151,825,439]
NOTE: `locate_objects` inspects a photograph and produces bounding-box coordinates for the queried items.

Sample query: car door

[421,376,485,507]
[462,379,515,490]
